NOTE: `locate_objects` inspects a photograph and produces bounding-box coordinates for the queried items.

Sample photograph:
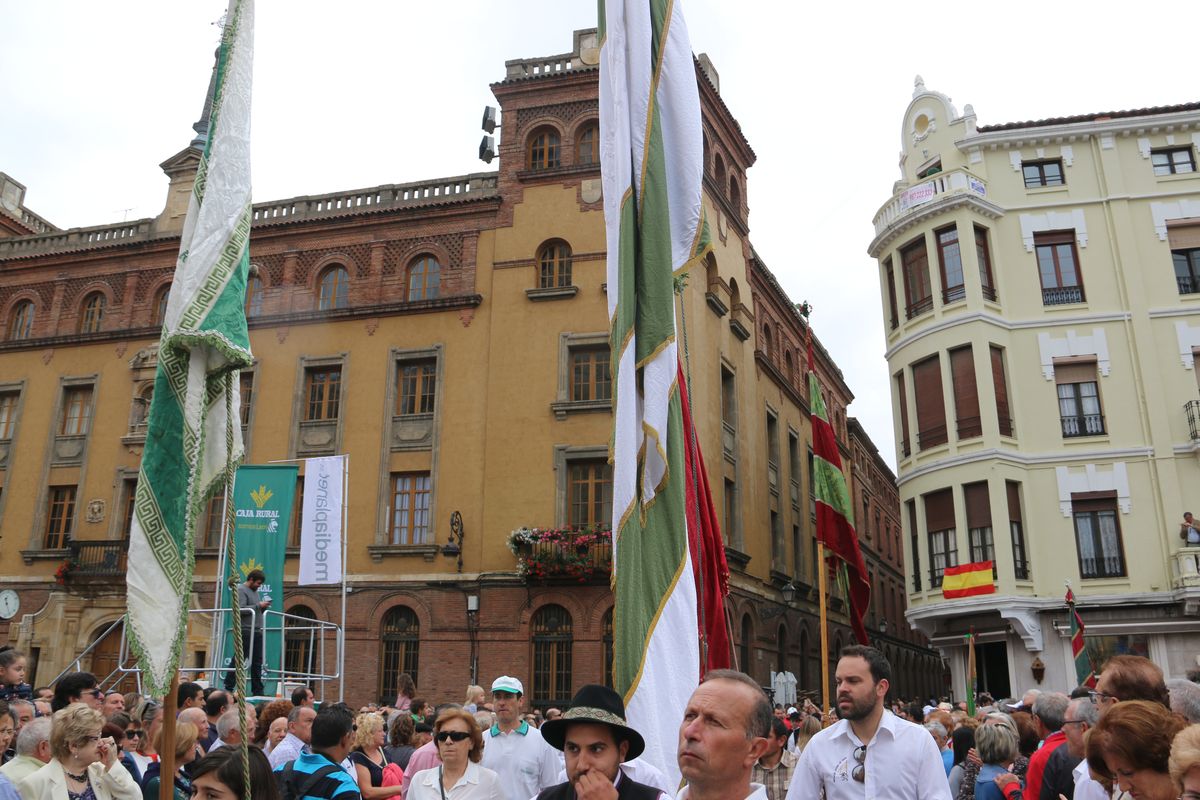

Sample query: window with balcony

[884,257,899,329]
[912,354,947,450]
[1035,231,1085,305]
[901,237,933,319]
[303,367,342,422]
[567,459,612,528]
[1006,481,1029,580]
[937,225,965,303]
[1022,159,1065,188]
[1072,493,1126,579]
[317,265,349,311]
[949,345,981,439]
[896,371,911,457]
[1055,360,1104,437]
[1152,147,1196,176]
[975,226,997,301]
[8,300,34,341]
[121,478,137,540]
[908,500,921,591]
[388,472,432,545]
[924,489,957,588]
[44,485,76,549]
[964,482,996,577]
[79,292,106,334]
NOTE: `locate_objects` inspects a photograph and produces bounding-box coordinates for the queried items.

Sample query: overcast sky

[3,0,1197,470]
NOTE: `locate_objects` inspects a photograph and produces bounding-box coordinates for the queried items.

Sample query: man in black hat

[539,684,665,800]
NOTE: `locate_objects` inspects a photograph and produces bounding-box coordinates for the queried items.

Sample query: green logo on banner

[219,464,297,696]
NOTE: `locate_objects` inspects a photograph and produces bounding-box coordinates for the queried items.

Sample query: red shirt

[1024,730,1067,800]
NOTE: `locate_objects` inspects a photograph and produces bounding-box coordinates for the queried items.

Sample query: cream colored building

[869,78,1200,699]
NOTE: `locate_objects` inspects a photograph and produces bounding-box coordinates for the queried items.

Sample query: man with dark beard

[787,645,950,800]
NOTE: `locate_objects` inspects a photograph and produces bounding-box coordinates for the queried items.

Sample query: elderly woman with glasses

[408,709,502,800]
[16,703,140,800]
[1170,724,1200,800]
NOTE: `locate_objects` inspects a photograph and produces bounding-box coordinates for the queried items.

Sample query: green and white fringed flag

[600,0,712,788]
[127,0,255,699]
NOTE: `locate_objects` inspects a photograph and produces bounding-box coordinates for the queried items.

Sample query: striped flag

[600,0,724,787]
[126,0,255,698]
[942,561,996,599]
[807,335,871,644]
[1066,588,1097,688]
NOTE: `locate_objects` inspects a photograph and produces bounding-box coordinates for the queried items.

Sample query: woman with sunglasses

[349,713,404,799]
[16,703,140,800]
[408,709,502,800]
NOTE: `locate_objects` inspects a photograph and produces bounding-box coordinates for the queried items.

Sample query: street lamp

[758,582,797,620]
[442,511,464,572]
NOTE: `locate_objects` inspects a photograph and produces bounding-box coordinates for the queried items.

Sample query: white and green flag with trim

[127,0,255,698]
[600,0,711,788]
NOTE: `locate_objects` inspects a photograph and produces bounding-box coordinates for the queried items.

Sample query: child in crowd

[0,647,31,702]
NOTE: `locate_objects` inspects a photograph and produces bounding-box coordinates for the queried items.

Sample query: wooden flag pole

[159,674,179,800]
[818,545,830,715]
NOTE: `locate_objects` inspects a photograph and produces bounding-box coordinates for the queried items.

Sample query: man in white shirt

[481,676,561,800]
[787,645,951,800]
[677,669,772,800]
[268,705,317,769]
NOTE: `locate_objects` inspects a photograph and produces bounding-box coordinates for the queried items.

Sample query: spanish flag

[942,562,995,598]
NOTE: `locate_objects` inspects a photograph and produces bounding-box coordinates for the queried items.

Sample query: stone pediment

[159,146,202,178]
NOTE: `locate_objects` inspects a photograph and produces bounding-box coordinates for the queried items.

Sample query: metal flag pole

[210,483,234,689]
[339,453,348,703]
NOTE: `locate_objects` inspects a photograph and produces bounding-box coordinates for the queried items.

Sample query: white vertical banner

[299,455,345,585]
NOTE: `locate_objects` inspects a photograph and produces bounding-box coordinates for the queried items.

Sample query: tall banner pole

[818,545,830,714]
[210,489,232,688]
[339,455,348,703]
[158,674,179,800]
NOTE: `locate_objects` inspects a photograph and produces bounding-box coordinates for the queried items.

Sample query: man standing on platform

[481,676,560,800]
[787,646,950,800]
[224,569,269,697]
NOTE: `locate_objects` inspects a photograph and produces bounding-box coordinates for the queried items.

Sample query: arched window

[408,256,441,301]
[153,285,171,327]
[762,323,773,357]
[729,277,742,309]
[739,613,752,673]
[730,178,742,214]
[602,606,614,689]
[380,606,420,700]
[538,241,573,289]
[528,128,561,171]
[531,604,573,709]
[785,351,794,385]
[8,300,34,340]
[245,274,263,317]
[80,292,106,334]
[284,605,317,678]
[576,123,598,166]
[318,265,349,311]
[714,154,727,195]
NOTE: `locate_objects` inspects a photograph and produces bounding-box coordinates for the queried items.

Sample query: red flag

[1066,588,1097,688]
[678,363,731,671]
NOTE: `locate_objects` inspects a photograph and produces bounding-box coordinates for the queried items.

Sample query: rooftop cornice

[958,108,1200,149]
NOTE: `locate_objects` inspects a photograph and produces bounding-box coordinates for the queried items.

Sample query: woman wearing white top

[409,709,503,800]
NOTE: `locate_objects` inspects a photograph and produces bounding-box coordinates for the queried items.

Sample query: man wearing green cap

[539,684,665,800]
[482,676,561,800]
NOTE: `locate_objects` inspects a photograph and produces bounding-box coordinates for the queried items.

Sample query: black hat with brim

[540,684,645,761]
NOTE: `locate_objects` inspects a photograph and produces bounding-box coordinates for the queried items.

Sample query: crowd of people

[1,642,1198,800]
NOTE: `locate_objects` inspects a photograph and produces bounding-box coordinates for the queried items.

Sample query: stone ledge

[526,286,579,302]
[367,544,440,563]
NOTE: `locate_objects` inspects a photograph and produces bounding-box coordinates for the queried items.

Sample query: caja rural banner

[220,463,297,696]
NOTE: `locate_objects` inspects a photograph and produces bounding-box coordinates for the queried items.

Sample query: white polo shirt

[481,720,561,800]
[787,710,952,800]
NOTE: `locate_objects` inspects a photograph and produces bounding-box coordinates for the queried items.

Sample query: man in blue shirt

[275,703,361,799]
